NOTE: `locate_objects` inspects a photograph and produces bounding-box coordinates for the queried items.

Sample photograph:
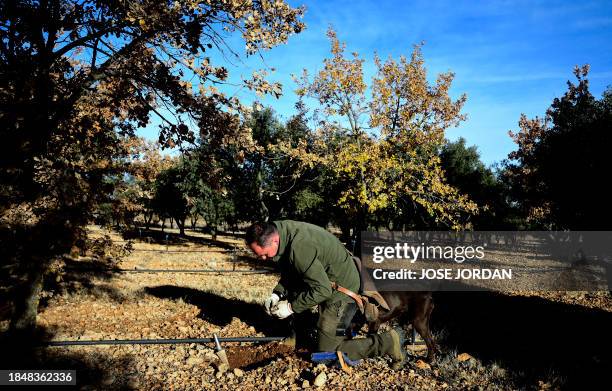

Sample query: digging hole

[226,343,302,370]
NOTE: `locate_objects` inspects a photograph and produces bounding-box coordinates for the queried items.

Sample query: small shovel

[213,333,230,368]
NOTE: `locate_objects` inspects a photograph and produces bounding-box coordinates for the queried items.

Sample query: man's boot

[385,327,407,370]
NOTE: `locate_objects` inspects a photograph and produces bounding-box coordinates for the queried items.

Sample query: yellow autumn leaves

[292,28,478,229]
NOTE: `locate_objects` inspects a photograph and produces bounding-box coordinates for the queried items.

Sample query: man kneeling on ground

[245,220,406,369]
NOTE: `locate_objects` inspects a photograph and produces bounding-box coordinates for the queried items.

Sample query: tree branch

[53,26,121,60]
[51,32,154,127]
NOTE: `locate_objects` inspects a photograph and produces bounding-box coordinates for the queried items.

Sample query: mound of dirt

[226,343,298,370]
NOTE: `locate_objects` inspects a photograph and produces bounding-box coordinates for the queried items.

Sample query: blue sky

[140,0,612,166]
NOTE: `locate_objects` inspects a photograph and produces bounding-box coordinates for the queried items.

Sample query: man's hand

[271,300,293,319]
[264,293,280,315]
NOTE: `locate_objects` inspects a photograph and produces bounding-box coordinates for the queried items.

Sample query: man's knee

[316,300,347,351]
[317,329,343,352]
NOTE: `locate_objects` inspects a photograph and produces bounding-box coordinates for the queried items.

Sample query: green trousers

[315,297,396,361]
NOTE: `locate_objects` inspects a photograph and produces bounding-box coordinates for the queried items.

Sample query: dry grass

[4,225,608,389]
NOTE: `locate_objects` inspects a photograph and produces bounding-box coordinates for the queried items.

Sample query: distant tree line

[100,65,611,243]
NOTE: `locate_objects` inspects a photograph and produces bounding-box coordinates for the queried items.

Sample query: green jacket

[271,220,360,313]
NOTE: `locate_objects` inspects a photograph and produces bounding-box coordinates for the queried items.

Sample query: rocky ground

[3,225,611,390]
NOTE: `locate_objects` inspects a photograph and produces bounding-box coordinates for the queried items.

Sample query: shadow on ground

[39,256,126,310]
[0,328,136,390]
[432,291,612,389]
[120,227,237,250]
[233,254,277,271]
[144,285,298,338]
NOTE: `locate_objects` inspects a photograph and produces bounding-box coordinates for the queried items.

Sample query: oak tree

[294,28,477,242]
[0,0,304,333]
[504,66,612,229]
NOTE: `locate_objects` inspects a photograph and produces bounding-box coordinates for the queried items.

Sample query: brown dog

[353,291,438,362]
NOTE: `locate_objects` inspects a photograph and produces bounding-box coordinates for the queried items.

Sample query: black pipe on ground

[117,268,275,274]
[65,268,275,274]
[129,249,236,253]
[43,336,285,347]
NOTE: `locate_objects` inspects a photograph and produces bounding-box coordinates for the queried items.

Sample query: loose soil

[1,225,610,390]
[226,343,301,370]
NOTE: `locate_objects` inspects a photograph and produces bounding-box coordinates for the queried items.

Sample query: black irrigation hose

[129,249,238,253]
[117,268,275,274]
[43,336,285,347]
[65,267,275,274]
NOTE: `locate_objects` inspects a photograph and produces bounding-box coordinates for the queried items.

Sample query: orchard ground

[1,225,611,390]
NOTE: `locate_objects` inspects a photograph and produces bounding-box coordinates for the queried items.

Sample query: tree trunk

[351,210,368,258]
[10,260,45,334]
[211,225,217,241]
[145,212,153,230]
[340,223,352,245]
[256,169,269,221]
[176,217,185,237]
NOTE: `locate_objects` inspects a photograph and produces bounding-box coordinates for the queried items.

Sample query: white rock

[127,377,140,389]
[101,375,115,386]
[186,357,204,366]
[313,372,327,387]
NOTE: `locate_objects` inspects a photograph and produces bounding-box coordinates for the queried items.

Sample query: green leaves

[290,29,476,230]
[504,67,612,229]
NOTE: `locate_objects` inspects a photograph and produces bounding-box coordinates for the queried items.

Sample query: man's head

[245,222,280,261]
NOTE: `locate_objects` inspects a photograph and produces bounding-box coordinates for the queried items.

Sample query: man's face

[248,235,279,261]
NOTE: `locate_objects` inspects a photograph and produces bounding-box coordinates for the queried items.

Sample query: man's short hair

[245,222,278,246]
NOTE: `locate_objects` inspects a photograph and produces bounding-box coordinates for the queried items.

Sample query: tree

[370,46,476,230]
[440,138,514,229]
[247,105,322,221]
[180,152,235,240]
[280,105,337,227]
[293,28,391,239]
[197,185,235,240]
[91,138,173,231]
[127,138,175,229]
[192,103,321,225]
[240,106,286,221]
[504,66,612,229]
[0,0,304,333]
[294,28,477,243]
[152,162,190,237]
[103,174,143,230]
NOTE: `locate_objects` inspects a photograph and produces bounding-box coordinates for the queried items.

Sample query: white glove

[271,300,293,319]
[264,293,280,315]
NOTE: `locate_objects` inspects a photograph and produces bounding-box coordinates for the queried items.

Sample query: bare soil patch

[2,225,610,390]
[226,343,301,370]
